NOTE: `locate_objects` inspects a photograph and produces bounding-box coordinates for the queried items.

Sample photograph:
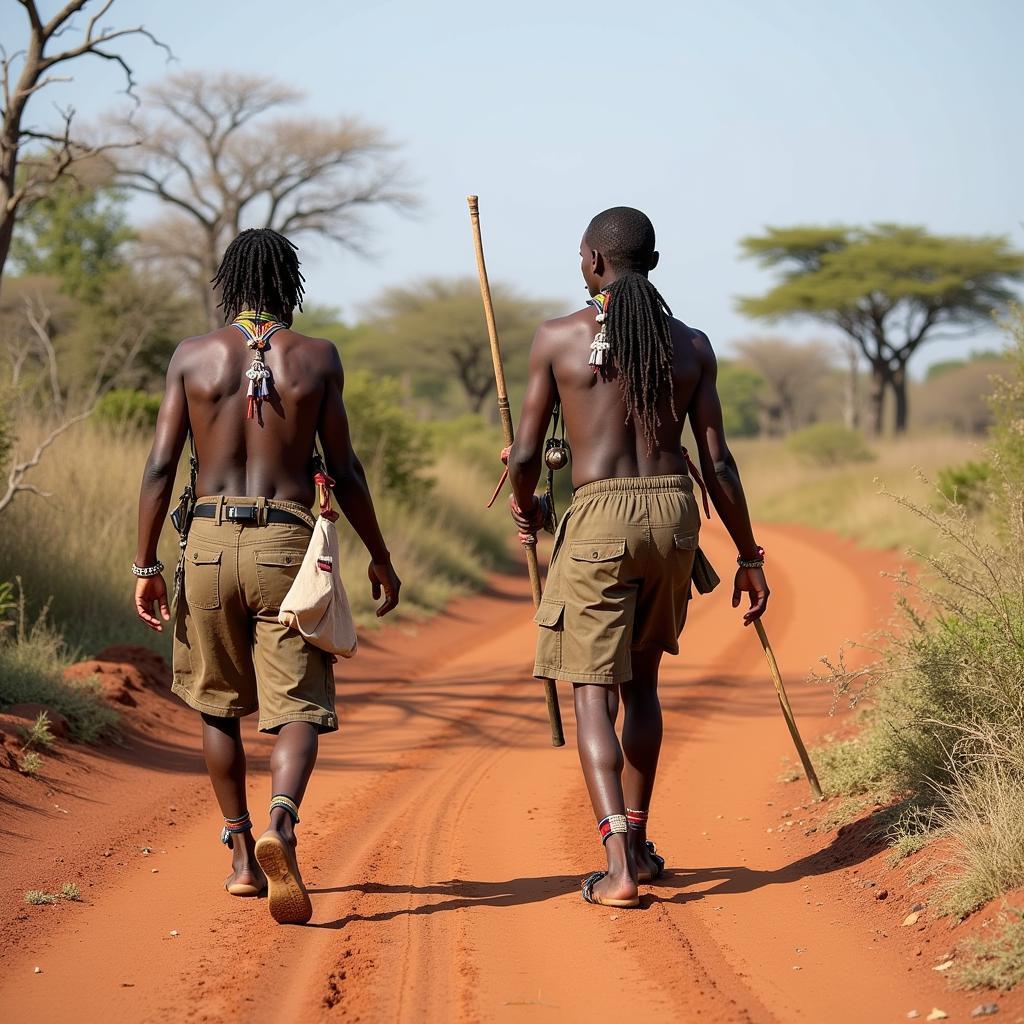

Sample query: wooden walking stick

[467,194,565,748]
[753,618,823,800]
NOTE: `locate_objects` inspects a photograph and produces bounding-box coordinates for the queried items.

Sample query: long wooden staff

[754,619,822,800]
[467,194,565,749]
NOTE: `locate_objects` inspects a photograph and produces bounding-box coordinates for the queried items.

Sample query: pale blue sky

[4,0,1022,372]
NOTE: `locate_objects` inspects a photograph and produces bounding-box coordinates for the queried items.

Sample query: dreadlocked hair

[586,207,677,453]
[212,228,305,323]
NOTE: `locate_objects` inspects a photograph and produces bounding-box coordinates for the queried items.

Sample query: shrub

[936,460,991,512]
[717,363,763,438]
[93,389,161,430]
[819,480,1024,917]
[343,371,433,502]
[786,423,874,467]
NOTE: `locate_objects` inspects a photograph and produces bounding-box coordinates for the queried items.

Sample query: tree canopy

[363,278,556,415]
[110,71,415,326]
[738,225,1024,433]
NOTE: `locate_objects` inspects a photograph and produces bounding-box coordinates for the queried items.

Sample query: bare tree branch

[112,71,415,327]
[0,0,172,285]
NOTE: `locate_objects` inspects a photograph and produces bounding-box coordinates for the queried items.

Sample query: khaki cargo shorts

[534,475,701,686]
[171,496,338,733]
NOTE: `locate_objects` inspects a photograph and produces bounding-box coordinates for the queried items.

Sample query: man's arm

[134,345,189,631]
[687,331,769,624]
[318,345,400,617]
[508,323,558,529]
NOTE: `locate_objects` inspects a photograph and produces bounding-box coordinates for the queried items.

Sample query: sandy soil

[1,520,1021,1023]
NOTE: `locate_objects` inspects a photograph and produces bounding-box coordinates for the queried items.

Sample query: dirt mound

[63,646,171,707]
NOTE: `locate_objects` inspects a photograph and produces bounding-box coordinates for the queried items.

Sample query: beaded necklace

[232,309,287,420]
[585,289,612,372]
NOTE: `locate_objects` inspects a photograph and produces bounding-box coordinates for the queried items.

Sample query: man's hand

[732,566,769,626]
[508,493,545,543]
[135,575,171,632]
[368,560,401,617]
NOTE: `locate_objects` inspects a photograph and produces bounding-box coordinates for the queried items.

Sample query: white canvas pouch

[278,467,357,658]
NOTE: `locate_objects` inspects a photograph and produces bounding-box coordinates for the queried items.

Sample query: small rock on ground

[971,1005,999,1018]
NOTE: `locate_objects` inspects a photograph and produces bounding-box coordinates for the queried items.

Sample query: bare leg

[573,682,637,904]
[255,721,320,924]
[265,721,319,845]
[200,713,265,891]
[621,647,664,878]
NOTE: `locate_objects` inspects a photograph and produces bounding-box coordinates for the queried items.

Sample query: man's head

[213,228,305,324]
[581,207,660,296]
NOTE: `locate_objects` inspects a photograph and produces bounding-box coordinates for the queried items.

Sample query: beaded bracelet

[737,546,765,570]
[132,561,164,578]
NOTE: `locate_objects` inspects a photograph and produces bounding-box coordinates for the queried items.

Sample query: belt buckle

[226,505,257,523]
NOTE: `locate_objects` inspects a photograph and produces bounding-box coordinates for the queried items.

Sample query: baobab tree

[111,71,415,326]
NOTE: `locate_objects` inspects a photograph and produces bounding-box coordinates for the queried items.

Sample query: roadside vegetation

[812,311,1024,989]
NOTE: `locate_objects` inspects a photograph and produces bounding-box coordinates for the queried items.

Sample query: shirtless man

[508,207,769,908]
[133,228,400,924]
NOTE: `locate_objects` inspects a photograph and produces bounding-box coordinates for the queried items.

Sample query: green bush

[717,363,763,438]
[344,371,433,502]
[93,389,161,430]
[936,460,991,511]
[785,423,874,466]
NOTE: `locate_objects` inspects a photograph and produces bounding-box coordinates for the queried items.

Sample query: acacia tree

[111,71,414,327]
[367,278,555,414]
[0,0,169,287]
[738,225,1024,434]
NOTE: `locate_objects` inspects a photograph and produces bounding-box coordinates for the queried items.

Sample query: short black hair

[212,228,305,322]
[584,207,656,272]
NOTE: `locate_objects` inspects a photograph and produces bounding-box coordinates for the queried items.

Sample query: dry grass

[0,417,512,659]
[957,910,1024,991]
[734,433,981,552]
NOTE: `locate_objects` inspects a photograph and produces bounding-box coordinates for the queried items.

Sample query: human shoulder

[533,306,593,346]
[672,318,716,367]
[167,328,222,372]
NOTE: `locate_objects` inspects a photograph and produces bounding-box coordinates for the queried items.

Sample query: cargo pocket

[534,598,565,629]
[185,549,222,610]
[255,550,304,611]
[568,538,626,591]
[533,599,564,676]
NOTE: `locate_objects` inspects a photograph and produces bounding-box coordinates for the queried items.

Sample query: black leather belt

[192,504,311,528]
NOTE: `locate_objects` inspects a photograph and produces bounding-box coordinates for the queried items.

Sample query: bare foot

[224,862,267,896]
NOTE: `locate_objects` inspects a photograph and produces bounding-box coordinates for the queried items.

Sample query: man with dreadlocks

[508,207,769,908]
[133,228,400,924]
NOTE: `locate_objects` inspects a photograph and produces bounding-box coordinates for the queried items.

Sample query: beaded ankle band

[221,811,252,846]
[625,808,648,831]
[598,814,628,844]
[269,794,301,824]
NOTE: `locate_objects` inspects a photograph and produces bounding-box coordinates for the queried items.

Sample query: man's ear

[591,249,604,276]
[649,250,660,272]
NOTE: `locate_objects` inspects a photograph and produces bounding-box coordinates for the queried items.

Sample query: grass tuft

[24,890,56,905]
[20,711,55,751]
[59,883,81,902]
[956,909,1024,991]
[17,751,43,776]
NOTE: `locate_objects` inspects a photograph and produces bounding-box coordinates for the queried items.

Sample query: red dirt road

[1,521,1016,1022]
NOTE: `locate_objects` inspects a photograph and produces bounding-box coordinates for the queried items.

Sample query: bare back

[175,325,339,504]
[537,305,707,487]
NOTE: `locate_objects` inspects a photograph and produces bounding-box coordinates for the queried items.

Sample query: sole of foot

[254,833,312,924]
